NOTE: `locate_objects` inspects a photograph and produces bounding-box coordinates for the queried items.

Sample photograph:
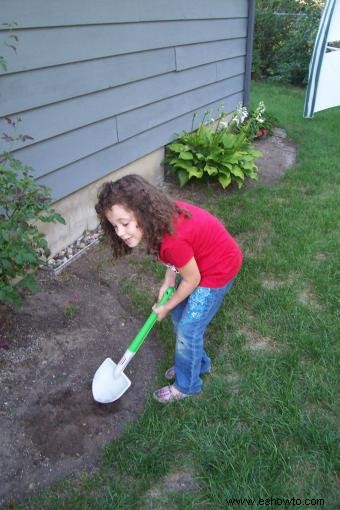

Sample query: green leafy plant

[164,105,262,189]
[1,34,65,308]
[230,101,278,140]
[253,111,278,139]
[64,292,80,320]
[64,302,77,320]
[253,0,324,86]
[0,153,65,307]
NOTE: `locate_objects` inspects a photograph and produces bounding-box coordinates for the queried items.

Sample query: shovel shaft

[128,287,175,354]
[115,349,135,376]
[94,287,176,402]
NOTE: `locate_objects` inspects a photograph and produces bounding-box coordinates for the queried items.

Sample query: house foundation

[39,148,164,257]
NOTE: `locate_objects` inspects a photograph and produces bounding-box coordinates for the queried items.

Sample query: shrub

[253,0,325,86]
[164,104,264,189]
[0,154,65,307]
[0,38,65,307]
[232,108,278,141]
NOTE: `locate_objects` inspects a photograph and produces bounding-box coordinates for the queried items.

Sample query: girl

[95,174,242,404]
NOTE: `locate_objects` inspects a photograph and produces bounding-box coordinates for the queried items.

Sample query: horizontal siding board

[1,59,245,153]
[12,118,118,178]
[0,19,247,73]
[176,38,247,70]
[38,92,243,201]
[217,56,246,80]
[3,66,244,172]
[0,1,251,204]
[0,49,176,116]
[117,75,244,140]
[1,0,248,28]
[139,1,248,23]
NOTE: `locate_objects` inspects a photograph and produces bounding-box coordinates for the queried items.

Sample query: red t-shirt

[159,201,243,288]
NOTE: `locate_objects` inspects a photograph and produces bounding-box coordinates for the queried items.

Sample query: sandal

[164,366,176,380]
[153,385,190,404]
[164,366,212,380]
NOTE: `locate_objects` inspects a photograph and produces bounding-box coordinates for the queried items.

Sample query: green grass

[21,82,339,510]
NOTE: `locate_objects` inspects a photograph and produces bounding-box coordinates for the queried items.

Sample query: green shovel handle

[128,287,175,354]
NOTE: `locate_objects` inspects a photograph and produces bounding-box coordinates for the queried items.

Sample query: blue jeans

[171,278,235,395]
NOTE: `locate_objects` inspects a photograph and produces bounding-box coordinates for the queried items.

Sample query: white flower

[254,101,266,118]
[255,115,264,123]
[258,101,265,113]
[232,102,249,126]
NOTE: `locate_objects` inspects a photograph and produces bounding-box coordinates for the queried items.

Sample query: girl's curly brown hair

[95,174,189,258]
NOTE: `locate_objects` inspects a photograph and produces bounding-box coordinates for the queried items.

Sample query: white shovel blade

[92,357,131,403]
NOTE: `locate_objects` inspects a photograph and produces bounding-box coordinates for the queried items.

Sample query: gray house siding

[0,0,254,202]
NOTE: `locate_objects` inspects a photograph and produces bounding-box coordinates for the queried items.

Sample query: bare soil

[0,130,296,507]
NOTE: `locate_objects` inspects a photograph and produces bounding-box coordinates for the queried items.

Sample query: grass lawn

[22,82,339,509]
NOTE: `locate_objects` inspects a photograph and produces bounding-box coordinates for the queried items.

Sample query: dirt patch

[251,128,296,185]
[147,468,199,499]
[297,286,323,310]
[235,222,273,259]
[238,326,278,352]
[0,131,296,507]
[261,276,291,290]
[0,245,163,506]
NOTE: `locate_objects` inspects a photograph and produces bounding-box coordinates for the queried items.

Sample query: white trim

[304,0,340,117]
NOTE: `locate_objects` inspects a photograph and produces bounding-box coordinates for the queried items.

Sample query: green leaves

[179,151,193,160]
[178,169,190,188]
[230,166,245,179]
[204,165,218,176]
[166,142,188,153]
[0,155,65,307]
[164,111,262,189]
[20,273,40,293]
[218,174,232,189]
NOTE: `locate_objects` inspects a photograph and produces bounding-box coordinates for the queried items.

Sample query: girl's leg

[200,350,211,375]
[165,298,189,375]
[168,298,210,377]
[173,279,235,395]
[171,297,188,333]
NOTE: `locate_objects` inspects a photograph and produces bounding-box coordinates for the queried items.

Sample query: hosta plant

[165,104,263,189]
[230,101,278,140]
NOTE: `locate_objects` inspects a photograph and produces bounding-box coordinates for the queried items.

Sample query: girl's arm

[158,266,177,301]
[153,257,200,321]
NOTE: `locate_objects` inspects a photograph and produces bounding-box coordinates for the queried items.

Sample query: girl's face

[105,204,143,248]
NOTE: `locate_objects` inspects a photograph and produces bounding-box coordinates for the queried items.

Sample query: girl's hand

[158,268,177,301]
[158,283,170,302]
[154,257,200,320]
[152,303,169,321]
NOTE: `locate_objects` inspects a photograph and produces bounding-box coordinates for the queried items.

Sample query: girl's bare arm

[153,257,200,320]
[158,267,177,301]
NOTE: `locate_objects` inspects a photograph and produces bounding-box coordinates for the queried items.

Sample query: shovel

[92,287,175,403]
